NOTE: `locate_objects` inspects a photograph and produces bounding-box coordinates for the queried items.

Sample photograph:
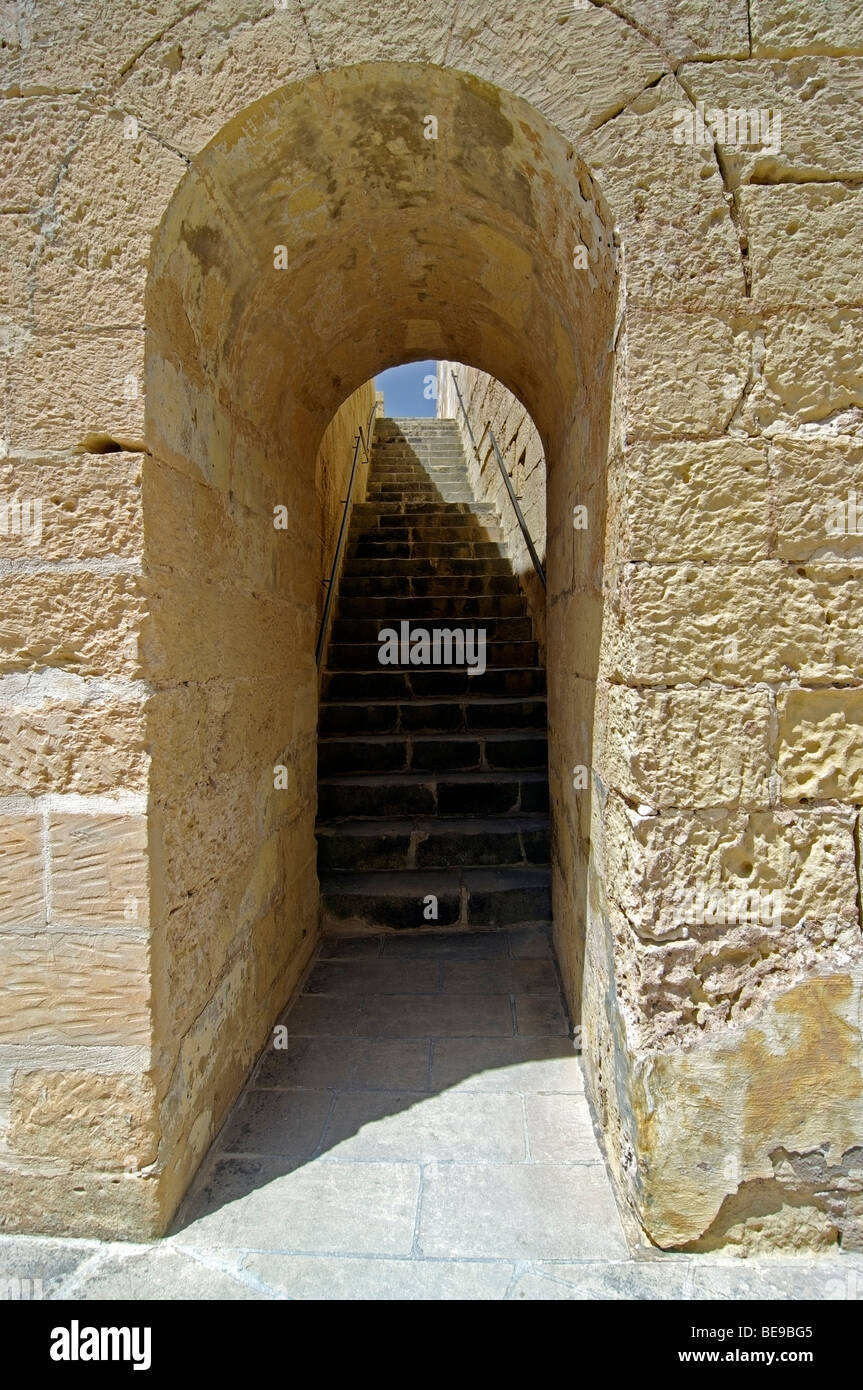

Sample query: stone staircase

[316,416,551,932]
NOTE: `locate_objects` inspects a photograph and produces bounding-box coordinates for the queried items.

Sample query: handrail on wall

[449,371,547,590]
[315,398,378,667]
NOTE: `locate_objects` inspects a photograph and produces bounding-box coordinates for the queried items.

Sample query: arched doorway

[144,60,618,1226]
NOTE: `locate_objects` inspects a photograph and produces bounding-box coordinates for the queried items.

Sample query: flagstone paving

[3,930,862,1302]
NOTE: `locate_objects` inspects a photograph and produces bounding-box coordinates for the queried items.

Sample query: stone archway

[143,58,618,1234]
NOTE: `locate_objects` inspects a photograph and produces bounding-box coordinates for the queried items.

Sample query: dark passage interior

[316,415,551,935]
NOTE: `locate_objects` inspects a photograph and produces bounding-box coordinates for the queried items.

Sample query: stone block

[601,685,774,809]
[612,438,768,562]
[741,185,863,307]
[625,310,751,438]
[49,812,149,928]
[777,688,863,801]
[9,1069,158,1166]
[0,932,150,1045]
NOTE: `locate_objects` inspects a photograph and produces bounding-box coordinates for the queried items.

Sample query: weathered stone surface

[603,794,860,1039]
[6,334,144,451]
[49,813,149,928]
[610,0,750,60]
[600,685,774,809]
[750,0,863,57]
[0,1167,163,1241]
[777,689,863,802]
[773,435,863,560]
[32,119,186,332]
[442,1,666,138]
[0,98,88,210]
[9,1070,158,1165]
[625,968,863,1249]
[0,814,44,928]
[606,560,863,685]
[681,59,863,187]
[580,75,745,309]
[611,438,768,561]
[0,0,178,93]
[741,309,863,433]
[0,213,36,322]
[120,4,317,153]
[0,572,144,678]
[0,674,147,796]
[0,454,143,560]
[0,932,150,1044]
[625,310,751,437]
[741,185,863,307]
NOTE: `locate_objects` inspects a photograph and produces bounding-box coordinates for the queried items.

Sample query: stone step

[349,524,504,544]
[318,865,552,931]
[370,456,466,467]
[326,639,538,671]
[366,467,466,478]
[367,474,467,487]
[337,575,521,598]
[318,731,548,776]
[330,615,532,642]
[365,490,476,504]
[316,815,550,872]
[369,461,468,472]
[347,539,506,560]
[342,557,512,576]
[318,696,548,736]
[353,502,498,520]
[366,478,469,492]
[336,593,525,618]
[368,462,466,472]
[317,769,549,819]
[375,432,461,442]
[321,666,546,700]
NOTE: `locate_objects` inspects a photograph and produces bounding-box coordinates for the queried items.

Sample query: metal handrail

[450,371,546,589]
[315,398,378,667]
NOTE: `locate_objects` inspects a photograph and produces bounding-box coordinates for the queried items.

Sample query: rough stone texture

[0,932,150,1045]
[0,0,862,1261]
[777,690,863,801]
[9,1070,158,1166]
[606,561,863,686]
[0,675,148,797]
[625,311,752,438]
[599,686,774,809]
[0,454,142,560]
[750,0,863,57]
[0,814,44,928]
[773,435,863,561]
[741,186,863,308]
[609,439,769,563]
[580,74,746,310]
[49,813,149,928]
[680,59,863,188]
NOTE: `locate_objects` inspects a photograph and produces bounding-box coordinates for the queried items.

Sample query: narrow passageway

[317,415,552,931]
[169,413,629,1288]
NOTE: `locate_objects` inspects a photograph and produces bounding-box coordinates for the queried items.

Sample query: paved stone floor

[3,929,863,1300]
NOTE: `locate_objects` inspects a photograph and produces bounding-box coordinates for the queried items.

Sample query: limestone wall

[145,380,374,1228]
[437,364,547,661]
[2,0,863,1253]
